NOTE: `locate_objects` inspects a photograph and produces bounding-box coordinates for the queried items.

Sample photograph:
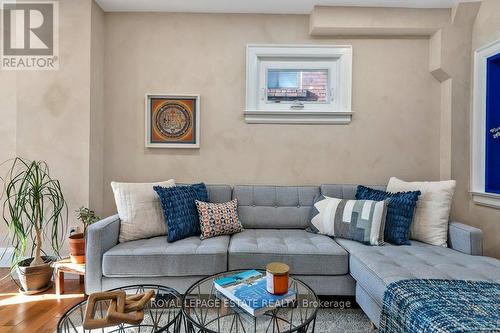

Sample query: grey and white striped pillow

[307,195,388,246]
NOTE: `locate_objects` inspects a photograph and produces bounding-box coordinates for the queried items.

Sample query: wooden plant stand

[53,258,85,295]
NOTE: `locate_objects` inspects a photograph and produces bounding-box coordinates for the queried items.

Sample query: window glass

[266,69,328,103]
[486,53,500,194]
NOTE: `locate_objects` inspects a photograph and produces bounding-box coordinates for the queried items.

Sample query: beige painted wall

[90,1,105,216]
[3,3,496,261]
[0,66,16,253]
[102,12,441,215]
[0,71,16,164]
[310,6,449,35]
[304,3,500,258]
[0,0,93,257]
[464,0,500,258]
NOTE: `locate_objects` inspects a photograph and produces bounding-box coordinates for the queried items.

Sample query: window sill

[471,191,500,209]
[244,110,353,124]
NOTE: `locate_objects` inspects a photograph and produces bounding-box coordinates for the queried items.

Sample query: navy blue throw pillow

[154,183,209,242]
[355,185,420,245]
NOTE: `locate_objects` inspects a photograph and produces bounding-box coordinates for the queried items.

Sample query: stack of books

[213,270,296,316]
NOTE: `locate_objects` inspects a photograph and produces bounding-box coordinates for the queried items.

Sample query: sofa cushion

[177,184,232,203]
[228,229,348,275]
[336,238,500,307]
[206,185,232,203]
[102,235,229,277]
[233,185,319,229]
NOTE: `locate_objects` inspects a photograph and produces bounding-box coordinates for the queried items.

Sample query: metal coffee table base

[57,284,183,333]
[184,314,317,333]
[182,270,319,333]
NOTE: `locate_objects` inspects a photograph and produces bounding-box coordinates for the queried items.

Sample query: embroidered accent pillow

[356,185,421,246]
[111,179,175,243]
[154,183,209,242]
[307,195,388,246]
[196,199,243,240]
[387,177,456,247]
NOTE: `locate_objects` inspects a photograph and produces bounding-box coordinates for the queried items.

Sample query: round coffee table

[183,270,319,333]
[57,284,182,333]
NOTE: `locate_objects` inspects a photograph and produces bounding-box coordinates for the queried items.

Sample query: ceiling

[95,0,462,14]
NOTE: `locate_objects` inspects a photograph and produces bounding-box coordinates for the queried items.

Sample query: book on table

[213,270,296,317]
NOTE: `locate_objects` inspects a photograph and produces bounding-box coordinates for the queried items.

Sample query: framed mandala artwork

[145,94,200,148]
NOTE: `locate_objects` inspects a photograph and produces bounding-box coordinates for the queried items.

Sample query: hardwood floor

[0,268,85,333]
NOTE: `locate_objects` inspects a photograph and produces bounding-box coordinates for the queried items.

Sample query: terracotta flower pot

[17,256,55,294]
[69,233,86,264]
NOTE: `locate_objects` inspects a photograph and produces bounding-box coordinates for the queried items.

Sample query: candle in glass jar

[266,262,290,295]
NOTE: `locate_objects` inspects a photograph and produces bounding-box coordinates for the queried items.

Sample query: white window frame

[245,44,353,124]
[471,38,500,208]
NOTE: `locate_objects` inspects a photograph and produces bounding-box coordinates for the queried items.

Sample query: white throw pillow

[387,177,456,247]
[111,179,175,242]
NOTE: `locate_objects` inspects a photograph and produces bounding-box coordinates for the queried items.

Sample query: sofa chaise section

[319,184,499,326]
[336,229,500,326]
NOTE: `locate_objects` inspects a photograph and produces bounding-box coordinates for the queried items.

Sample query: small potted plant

[70,207,99,264]
[1,158,67,294]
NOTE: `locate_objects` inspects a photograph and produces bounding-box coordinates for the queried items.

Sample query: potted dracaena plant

[70,207,99,264]
[1,158,67,294]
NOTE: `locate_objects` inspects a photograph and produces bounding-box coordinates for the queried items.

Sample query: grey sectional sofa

[86,184,500,327]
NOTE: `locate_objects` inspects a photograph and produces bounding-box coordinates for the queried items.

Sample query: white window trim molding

[471,191,500,209]
[245,44,353,124]
[471,38,500,209]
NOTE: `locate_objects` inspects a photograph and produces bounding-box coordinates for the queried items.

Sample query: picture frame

[145,94,200,148]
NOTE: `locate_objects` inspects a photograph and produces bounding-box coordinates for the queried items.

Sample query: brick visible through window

[267,69,328,103]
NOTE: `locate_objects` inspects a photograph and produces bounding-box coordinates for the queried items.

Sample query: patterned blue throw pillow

[154,183,209,242]
[307,195,388,246]
[356,185,421,245]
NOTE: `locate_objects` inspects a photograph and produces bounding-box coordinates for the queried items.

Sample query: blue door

[486,53,500,194]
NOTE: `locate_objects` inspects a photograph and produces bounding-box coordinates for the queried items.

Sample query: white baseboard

[1,247,16,279]
[1,247,80,280]
[0,247,14,267]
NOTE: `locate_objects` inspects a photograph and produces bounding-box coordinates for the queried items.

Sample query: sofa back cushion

[320,184,386,199]
[233,185,320,229]
[206,185,232,203]
[178,184,232,203]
